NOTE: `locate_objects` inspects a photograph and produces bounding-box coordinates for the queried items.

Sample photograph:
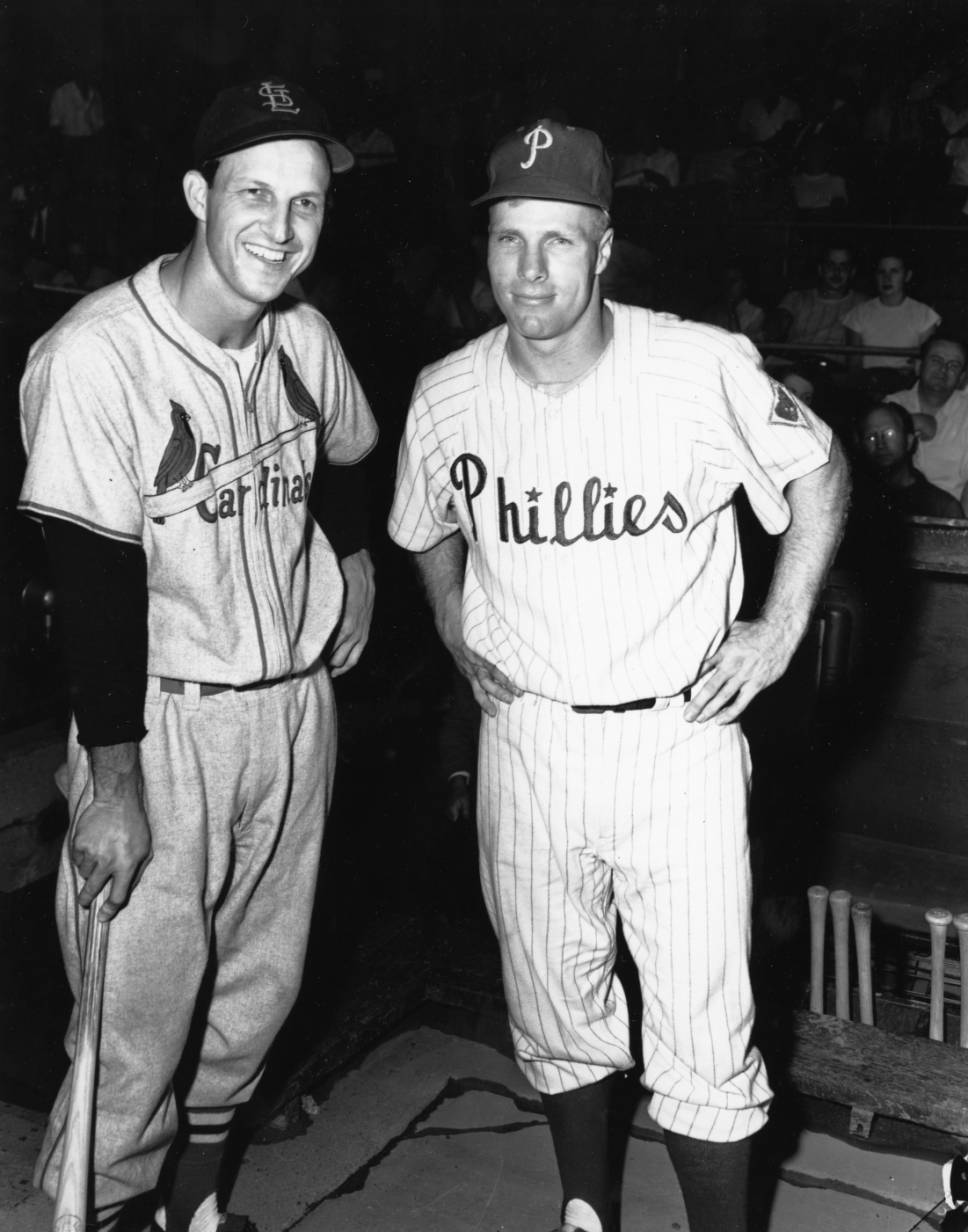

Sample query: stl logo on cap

[520,124,554,169]
[258,82,300,115]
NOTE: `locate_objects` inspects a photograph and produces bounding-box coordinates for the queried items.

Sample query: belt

[572,686,691,715]
[157,675,286,698]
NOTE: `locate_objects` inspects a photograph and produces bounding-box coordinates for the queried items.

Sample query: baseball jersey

[389,302,832,705]
[842,296,941,369]
[19,256,378,686]
[893,385,968,500]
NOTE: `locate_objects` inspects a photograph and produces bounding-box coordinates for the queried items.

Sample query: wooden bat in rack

[954,913,968,1049]
[851,901,874,1026]
[829,889,852,1020]
[807,885,829,1014]
[925,907,953,1044]
[53,889,111,1232]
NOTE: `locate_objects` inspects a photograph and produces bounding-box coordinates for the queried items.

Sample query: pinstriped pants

[35,666,336,1207]
[477,692,772,1142]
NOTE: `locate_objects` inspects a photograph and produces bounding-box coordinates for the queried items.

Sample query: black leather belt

[572,686,691,715]
[158,676,288,698]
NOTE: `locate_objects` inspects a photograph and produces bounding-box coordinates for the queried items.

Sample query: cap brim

[202,132,355,174]
[471,176,608,209]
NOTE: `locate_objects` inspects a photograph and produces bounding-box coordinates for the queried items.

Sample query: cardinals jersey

[389,302,831,705]
[19,257,377,686]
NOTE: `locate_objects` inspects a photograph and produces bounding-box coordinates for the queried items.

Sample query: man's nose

[519,243,547,281]
[265,203,293,244]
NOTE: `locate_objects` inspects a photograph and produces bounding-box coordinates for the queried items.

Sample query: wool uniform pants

[35,667,336,1206]
[477,692,772,1142]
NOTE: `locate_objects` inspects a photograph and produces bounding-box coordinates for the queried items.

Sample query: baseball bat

[851,901,874,1026]
[807,885,829,1014]
[926,907,953,1043]
[954,913,968,1048]
[53,889,111,1232]
[829,889,852,1020]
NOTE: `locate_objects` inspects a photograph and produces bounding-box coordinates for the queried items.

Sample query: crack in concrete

[285,1076,547,1229]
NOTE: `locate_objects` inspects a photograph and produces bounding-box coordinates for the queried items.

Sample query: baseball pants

[477,692,772,1142]
[35,666,336,1207]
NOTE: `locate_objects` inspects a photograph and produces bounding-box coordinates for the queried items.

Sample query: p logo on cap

[472,118,612,211]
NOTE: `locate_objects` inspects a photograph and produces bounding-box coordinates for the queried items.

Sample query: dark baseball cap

[472,119,612,210]
[193,78,354,173]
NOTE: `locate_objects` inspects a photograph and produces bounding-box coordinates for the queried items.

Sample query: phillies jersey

[19,256,377,686]
[389,302,831,705]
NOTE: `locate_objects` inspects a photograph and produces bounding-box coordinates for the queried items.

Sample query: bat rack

[793,886,968,1143]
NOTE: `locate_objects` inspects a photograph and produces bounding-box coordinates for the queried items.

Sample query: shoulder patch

[769,381,807,427]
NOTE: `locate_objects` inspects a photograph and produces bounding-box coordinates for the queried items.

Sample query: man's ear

[596,226,614,277]
[904,268,913,285]
[183,170,209,224]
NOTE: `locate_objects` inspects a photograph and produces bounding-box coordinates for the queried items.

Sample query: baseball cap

[472,119,612,210]
[193,78,354,173]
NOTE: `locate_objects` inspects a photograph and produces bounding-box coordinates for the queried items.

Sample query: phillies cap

[194,78,354,173]
[472,119,612,210]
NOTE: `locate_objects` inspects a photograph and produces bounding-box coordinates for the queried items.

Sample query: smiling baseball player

[389,119,849,1232]
[19,80,377,1232]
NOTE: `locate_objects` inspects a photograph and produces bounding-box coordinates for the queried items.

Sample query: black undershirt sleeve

[41,517,148,748]
[309,458,370,560]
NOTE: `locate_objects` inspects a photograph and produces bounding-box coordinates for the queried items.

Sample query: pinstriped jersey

[389,301,832,705]
[19,256,377,686]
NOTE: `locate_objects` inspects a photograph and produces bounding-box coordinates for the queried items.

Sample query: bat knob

[954,913,968,933]
[926,907,954,928]
[851,901,872,920]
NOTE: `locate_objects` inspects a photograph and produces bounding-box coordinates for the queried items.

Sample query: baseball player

[389,119,849,1232]
[19,79,377,1232]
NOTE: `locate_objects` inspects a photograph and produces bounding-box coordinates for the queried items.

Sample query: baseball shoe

[152,1196,259,1232]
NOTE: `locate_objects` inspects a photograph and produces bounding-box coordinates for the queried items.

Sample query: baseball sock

[164,1105,236,1232]
[664,1130,751,1232]
[541,1075,612,1231]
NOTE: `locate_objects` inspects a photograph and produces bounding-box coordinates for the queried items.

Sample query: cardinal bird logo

[278,346,320,423]
[151,402,197,523]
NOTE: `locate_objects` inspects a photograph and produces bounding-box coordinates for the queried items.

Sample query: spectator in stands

[855,401,963,518]
[772,243,866,365]
[892,335,968,511]
[843,249,940,373]
[699,257,764,344]
[737,73,802,147]
[790,137,848,213]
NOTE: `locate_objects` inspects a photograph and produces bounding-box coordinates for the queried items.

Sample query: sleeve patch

[769,381,808,426]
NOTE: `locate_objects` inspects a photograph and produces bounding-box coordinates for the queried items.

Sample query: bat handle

[851,901,874,1026]
[829,889,852,1020]
[954,913,968,1048]
[926,907,953,1043]
[52,888,111,1232]
[807,885,829,1014]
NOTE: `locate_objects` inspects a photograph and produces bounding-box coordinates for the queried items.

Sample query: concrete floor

[0,1024,951,1232]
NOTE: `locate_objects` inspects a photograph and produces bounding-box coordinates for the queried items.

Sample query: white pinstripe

[478,694,770,1141]
[390,302,828,1144]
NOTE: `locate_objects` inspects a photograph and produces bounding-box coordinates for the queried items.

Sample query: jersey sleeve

[317,329,378,465]
[716,335,833,535]
[387,380,460,552]
[19,340,145,544]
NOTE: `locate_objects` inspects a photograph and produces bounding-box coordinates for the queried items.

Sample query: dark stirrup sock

[664,1131,752,1232]
[541,1075,614,1231]
[165,1105,236,1232]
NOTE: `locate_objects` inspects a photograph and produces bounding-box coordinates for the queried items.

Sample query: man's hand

[72,744,151,921]
[684,617,796,725]
[446,774,473,823]
[329,548,375,677]
[436,586,522,717]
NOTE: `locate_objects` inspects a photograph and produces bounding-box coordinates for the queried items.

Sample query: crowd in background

[5,11,968,738]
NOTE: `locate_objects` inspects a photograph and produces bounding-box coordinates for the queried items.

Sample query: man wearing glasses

[892,335,968,514]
